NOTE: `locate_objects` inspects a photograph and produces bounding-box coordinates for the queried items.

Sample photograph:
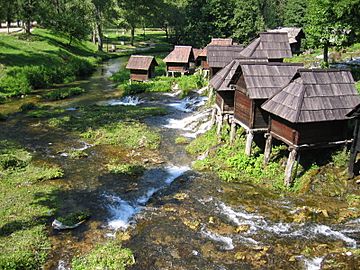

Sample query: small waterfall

[105,166,190,231]
[99,96,144,106]
[201,227,235,250]
[302,256,324,270]
[168,96,208,113]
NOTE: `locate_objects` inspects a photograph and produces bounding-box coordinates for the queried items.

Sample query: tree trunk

[130,26,135,46]
[92,26,97,44]
[25,20,31,34]
[165,25,169,41]
[7,20,10,34]
[323,42,329,68]
[94,8,103,51]
[17,20,21,27]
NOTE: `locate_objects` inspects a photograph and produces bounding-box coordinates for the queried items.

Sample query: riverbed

[1,57,359,270]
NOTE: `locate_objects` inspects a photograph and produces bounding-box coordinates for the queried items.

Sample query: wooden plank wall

[219,91,234,112]
[253,100,269,129]
[271,118,298,145]
[234,90,251,127]
[130,69,149,81]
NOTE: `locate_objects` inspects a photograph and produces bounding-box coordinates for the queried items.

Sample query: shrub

[111,66,130,84]
[107,162,145,176]
[20,102,38,112]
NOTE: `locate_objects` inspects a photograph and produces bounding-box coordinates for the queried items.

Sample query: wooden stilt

[284,148,297,187]
[216,114,223,136]
[230,120,237,145]
[348,151,357,178]
[245,131,254,156]
[210,108,217,127]
[264,134,273,165]
[208,86,214,100]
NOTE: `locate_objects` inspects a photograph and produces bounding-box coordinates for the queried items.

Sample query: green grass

[0,28,104,99]
[0,140,63,269]
[82,122,160,150]
[41,87,85,101]
[71,241,135,270]
[57,211,90,227]
[107,161,145,176]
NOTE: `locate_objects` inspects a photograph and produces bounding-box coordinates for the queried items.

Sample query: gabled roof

[193,48,202,60]
[240,32,292,59]
[207,45,244,68]
[210,59,268,91]
[262,69,360,123]
[126,55,158,70]
[199,38,234,58]
[241,62,302,99]
[267,27,305,44]
[163,46,193,63]
[210,38,233,46]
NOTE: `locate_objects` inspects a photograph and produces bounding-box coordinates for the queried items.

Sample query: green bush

[42,87,85,101]
[20,102,38,112]
[111,66,130,84]
[107,162,145,176]
[71,241,135,270]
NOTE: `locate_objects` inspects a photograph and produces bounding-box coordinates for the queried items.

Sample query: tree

[17,0,40,34]
[232,0,265,43]
[40,0,92,45]
[284,0,308,27]
[306,0,358,66]
[0,1,18,33]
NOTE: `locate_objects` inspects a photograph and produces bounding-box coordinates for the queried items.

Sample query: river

[1,57,359,270]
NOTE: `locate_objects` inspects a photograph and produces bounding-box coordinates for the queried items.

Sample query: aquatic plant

[71,241,135,270]
[42,87,86,101]
[107,162,145,176]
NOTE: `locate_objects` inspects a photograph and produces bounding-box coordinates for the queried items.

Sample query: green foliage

[332,148,350,168]
[356,81,360,94]
[0,140,62,269]
[47,116,71,128]
[187,129,285,190]
[284,0,308,27]
[107,162,145,176]
[71,241,135,270]
[57,211,90,227]
[111,65,130,84]
[42,87,86,101]
[82,122,161,150]
[175,136,190,145]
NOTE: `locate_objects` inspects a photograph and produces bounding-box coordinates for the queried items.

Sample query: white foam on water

[164,109,212,139]
[167,96,208,113]
[57,260,69,270]
[201,228,234,250]
[100,96,144,106]
[303,256,324,270]
[163,90,182,97]
[74,142,92,151]
[105,166,189,231]
[164,165,190,184]
[65,107,77,111]
[312,225,357,248]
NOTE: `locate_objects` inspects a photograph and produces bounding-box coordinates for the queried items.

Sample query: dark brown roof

[207,45,244,68]
[262,69,360,123]
[193,48,202,60]
[240,32,292,59]
[210,38,233,46]
[126,55,158,70]
[241,62,302,99]
[210,59,266,91]
[163,46,194,63]
[346,103,360,118]
[267,27,305,44]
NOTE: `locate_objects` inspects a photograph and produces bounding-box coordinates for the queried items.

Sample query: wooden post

[210,108,217,127]
[349,119,359,178]
[245,131,254,156]
[208,86,214,100]
[284,148,298,187]
[230,120,237,145]
[216,114,223,136]
[264,134,273,165]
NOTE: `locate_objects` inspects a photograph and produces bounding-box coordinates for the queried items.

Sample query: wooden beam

[284,148,298,187]
[230,119,237,145]
[264,133,273,165]
[245,130,254,156]
[210,107,217,127]
[216,113,223,136]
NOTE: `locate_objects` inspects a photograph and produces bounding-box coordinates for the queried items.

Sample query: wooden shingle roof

[126,55,158,70]
[267,27,305,44]
[210,60,240,91]
[262,69,360,123]
[240,32,292,59]
[207,45,244,68]
[193,48,202,60]
[241,62,302,99]
[163,46,193,63]
[199,38,234,58]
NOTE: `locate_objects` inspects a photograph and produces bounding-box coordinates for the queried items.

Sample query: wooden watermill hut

[267,27,305,55]
[126,55,158,82]
[347,104,360,177]
[261,69,360,186]
[199,38,234,72]
[163,46,194,76]
[207,44,244,78]
[240,32,292,62]
[193,48,203,67]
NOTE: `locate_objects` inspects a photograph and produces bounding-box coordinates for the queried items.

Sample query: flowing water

[1,58,359,270]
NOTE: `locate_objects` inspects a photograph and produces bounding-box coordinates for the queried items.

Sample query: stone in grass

[52,210,90,230]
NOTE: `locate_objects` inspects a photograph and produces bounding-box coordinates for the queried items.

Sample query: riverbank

[0,28,171,103]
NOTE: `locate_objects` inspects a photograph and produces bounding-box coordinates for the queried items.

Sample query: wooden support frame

[245,130,254,156]
[230,119,237,145]
[264,133,273,165]
[284,148,298,187]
